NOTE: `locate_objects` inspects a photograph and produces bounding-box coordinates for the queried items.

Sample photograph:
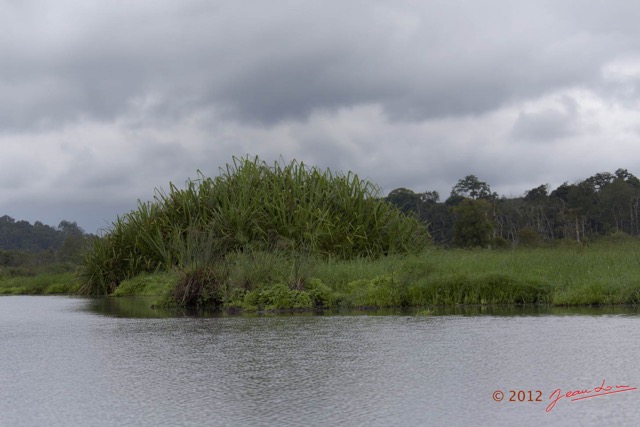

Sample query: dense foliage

[0,217,88,276]
[94,239,640,310]
[0,217,88,295]
[0,216,86,253]
[81,157,430,295]
[386,168,640,247]
[9,160,640,310]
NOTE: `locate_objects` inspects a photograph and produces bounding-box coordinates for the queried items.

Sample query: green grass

[8,237,640,313]
[111,271,179,297]
[260,239,640,309]
[138,239,640,311]
[422,241,640,305]
[0,272,81,295]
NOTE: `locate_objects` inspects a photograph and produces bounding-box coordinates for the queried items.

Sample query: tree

[420,191,440,204]
[422,202,455,245]
[386,188,423,215]
[586,172,614,191]
[452,199,494,248]
[386,188,441,220]
[614,168,640,186]
[597,179,635,232]
[451,175,494,200]
[58,221,87,262]
[524,184,548,203]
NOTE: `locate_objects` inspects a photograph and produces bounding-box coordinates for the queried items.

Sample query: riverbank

[0,271,80,295]
[168,238,640,310]
[5,239,640,310]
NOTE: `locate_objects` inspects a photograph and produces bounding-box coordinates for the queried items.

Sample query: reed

[80,156,430,296]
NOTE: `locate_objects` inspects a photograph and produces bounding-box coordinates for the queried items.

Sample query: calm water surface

[1,296,640,426]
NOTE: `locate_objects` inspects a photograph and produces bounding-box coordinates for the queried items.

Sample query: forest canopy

[0,217,89,270]
[385,168,640,247]
[0,216,86,252]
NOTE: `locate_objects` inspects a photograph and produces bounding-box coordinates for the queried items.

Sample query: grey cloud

[511,97,578,142]
[0,154,46,190]
[55,140,200,197]
[199,0,640,123]
[3,0,640,132]
[3,0,640,233]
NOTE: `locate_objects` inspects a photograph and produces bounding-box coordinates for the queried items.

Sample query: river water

[1,296,639,426]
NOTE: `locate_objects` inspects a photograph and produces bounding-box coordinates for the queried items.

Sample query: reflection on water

[88,296,188,318]
[2,296,640,426]
[429,303,640,316]
[89,295,640,318]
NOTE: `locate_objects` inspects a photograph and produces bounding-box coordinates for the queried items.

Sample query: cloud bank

[1,0,640,232]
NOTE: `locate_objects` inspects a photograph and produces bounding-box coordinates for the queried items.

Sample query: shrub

[173,268,227,308]
[304,278,335,308]
[242,283,314,311]
[344,275,406,308]
[112,271,179,296]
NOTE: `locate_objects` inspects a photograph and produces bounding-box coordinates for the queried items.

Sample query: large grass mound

[81,156,430,295]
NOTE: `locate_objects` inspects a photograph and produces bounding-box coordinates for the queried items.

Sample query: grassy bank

[5,239,640,310]
[0,272,81,295]
[93,239,640,311]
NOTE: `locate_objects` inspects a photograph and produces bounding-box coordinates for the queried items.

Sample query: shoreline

[5,239,640,310]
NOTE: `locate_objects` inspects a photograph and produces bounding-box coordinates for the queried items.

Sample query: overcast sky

[2,0,640,233]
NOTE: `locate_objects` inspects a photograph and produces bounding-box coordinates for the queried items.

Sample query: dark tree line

[0,216,90,266]
[386,168,640,248]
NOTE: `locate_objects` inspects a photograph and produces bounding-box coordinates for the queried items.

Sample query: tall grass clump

[81,156,430,297]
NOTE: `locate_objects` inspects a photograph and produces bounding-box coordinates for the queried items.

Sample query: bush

[242,284,314,311]
[112,271,179,296]
[173,268,227,308]
[344,275,406,308]
[304,278,335,308]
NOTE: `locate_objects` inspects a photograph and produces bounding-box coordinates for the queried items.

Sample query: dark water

[1,296,640,426]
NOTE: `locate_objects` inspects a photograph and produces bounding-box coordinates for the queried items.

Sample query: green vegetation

[387,168,640,247]
[0,272,80,295]
[80,156,430,297]
[5,231,640,312]
[111,271,180,297]
[0,219,89,295]
[72,157,640,312]
[216,239,640,310]
[452,199,494,248]
[0,216,88,257]
[6,158,640,315]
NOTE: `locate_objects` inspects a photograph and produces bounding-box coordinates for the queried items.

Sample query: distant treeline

[0,216,90,268]
[385,168,640,247]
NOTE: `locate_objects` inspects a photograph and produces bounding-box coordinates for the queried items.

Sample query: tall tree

[451,175,494,200]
